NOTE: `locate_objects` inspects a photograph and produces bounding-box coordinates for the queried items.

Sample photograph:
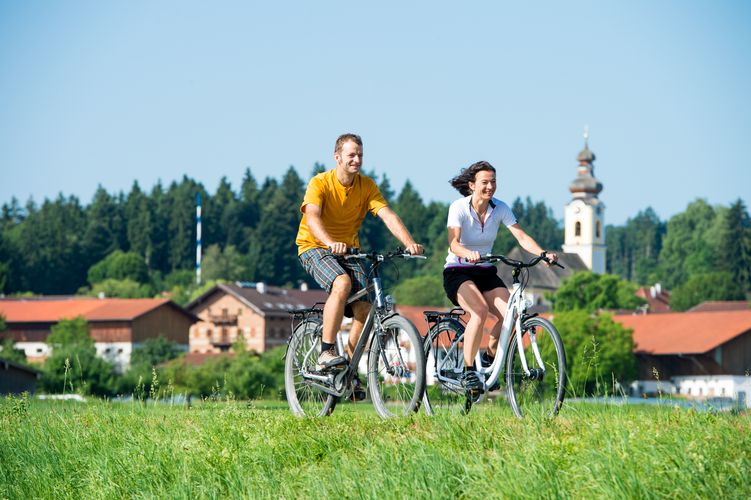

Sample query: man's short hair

[334,133,363,153]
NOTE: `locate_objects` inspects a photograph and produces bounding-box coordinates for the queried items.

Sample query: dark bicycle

[284,249,427,418]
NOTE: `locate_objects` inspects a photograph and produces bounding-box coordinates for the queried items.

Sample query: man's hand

[329,242,348,255]
[405,243,424,255]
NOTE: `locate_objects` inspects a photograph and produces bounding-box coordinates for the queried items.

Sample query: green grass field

[1,395,749,499]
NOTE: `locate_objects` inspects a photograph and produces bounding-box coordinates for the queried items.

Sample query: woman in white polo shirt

[444,160,558,396]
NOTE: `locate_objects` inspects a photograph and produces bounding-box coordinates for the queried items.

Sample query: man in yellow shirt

[296,133,423,398]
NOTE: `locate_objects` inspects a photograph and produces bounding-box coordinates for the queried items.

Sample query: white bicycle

[422,253,567,417]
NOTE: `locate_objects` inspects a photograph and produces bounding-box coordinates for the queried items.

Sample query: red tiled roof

[688,301,750,312]
[187,283,329,317]
[613,310,751,355]
[0,298,174,323]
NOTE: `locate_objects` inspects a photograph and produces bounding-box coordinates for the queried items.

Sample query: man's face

[335,140,363,175]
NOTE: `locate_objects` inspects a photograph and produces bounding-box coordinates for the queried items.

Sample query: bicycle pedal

[317,364,345,374]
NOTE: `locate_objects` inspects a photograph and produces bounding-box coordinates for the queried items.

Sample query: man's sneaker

[461,370,484,397]
[317,348,346,370]
[351,376,366,401]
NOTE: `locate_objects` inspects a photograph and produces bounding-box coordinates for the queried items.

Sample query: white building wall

[15,341,51,360]
[95,342,133,373]
[672,375,751,408]
[563,199,606,274]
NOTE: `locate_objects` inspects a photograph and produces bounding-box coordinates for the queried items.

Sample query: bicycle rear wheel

[422,320,470,416]
[506,317,566,418]
[284,318,338,417]
[368,314,426,418]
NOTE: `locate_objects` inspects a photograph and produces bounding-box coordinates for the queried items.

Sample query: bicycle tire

[505,316,566,418]
[367,314,426,418]
[284,318,338,417]
[421,319,471,416]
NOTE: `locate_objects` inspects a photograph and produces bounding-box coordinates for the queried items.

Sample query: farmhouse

[186,282,328,354]
[0,359,42,395]
[615,310,751,379]
[0,297,196,372]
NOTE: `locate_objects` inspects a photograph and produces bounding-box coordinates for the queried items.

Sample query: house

[635,284,672,313]
[0,297,196,372]
[0,359,42,395]
[614,310,751,405]
[186,282,328,354]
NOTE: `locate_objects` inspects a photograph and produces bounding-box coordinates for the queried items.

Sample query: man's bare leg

[346,301,371,358]
[321,274,352,345]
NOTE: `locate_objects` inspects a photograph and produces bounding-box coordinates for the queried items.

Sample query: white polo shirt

[445,195,517,268]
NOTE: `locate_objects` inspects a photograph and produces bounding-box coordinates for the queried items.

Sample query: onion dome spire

[569,126,603,198]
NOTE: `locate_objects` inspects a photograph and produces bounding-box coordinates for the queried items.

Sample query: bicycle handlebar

[467,252,564,269]
[340,248,427,261]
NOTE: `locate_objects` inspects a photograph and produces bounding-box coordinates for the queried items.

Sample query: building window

[118,348,123,354]
[596,220,601,239]
[574,221,581,237]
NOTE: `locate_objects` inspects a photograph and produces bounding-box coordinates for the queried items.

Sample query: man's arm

[304,204,348,254]
[376,206,424,255]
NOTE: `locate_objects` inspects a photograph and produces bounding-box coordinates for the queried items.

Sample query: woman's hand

[543,251,558,266]
[465,250,482,263]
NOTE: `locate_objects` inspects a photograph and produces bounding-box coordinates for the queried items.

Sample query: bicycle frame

[431,262,550,392]
[295,252,415,398]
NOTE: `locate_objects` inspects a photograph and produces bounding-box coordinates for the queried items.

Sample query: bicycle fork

[514,316,546,380]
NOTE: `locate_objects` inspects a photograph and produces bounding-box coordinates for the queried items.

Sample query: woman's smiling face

[469,169,496,200]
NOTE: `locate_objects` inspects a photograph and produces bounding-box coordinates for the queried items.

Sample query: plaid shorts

[299,247,369,298]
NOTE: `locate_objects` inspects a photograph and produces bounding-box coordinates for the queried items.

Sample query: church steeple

[562,127,606,274]
[569,127,603,199]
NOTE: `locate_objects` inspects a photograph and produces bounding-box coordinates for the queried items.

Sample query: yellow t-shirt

[296,169,388,255]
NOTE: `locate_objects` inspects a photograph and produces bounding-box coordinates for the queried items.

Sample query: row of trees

[606,200,751,310]
[1,165,749,309]
[0,165,565,304]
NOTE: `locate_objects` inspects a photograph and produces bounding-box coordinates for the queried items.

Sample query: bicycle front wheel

[284,318,338,417]
[422,320,469,416]
[506,317,566,418]
[367,314,426,418]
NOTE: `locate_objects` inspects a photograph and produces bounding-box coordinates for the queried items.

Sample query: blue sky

[0,1,749,226]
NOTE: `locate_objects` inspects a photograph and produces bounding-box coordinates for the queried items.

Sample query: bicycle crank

[526,368,545,381]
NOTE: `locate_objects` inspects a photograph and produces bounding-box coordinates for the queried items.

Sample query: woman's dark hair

[449,161,496,196]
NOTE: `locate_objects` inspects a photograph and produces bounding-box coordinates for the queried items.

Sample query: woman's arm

[507,223,558,263]
[448,226,481,262]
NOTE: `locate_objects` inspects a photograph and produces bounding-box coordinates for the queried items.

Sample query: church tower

[562,128,606,274]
